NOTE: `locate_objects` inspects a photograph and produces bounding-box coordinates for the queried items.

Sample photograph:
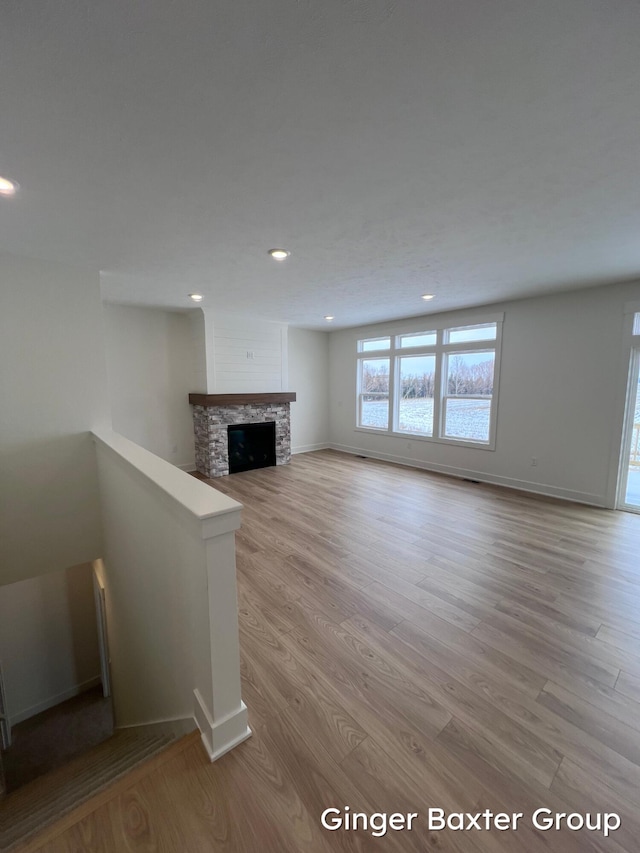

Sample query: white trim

[607,306,640,509]
[0,662,10,748]
[280,326,289,391]
[176,461,196,472]
[93,430,242,537]
[356,311,505,345]
[9,676,102,727]
[291,443,331,454]
[328,444,606,507]
[115,716,194,730]
[92,430,241,522]
[619,504,640,515]
[354,426,494,451]
[193,689,251,762]
[93,568,111,699]
[356,317,502,450]
[616,346,640,510]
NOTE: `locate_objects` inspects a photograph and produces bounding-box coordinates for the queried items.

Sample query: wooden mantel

[189,392,296,407]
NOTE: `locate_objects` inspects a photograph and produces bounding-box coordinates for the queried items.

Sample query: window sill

[354,427,496,451]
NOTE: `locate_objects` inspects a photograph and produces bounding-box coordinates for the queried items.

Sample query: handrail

[92,429,241,524]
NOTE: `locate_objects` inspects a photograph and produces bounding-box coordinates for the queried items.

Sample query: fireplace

[189,392,296,478]
[228,421,276,474]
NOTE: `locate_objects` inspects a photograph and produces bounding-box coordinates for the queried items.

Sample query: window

[358,357,390,429]
[398,331,437,348]
[446,323,497,344]
[443,350,495,442]
[398,355,436,435]
[358,337,390,352]
[356,318,502,448]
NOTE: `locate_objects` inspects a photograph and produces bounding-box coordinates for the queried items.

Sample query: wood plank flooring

[17,450,640,852]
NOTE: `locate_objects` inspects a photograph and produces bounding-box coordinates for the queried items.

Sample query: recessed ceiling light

[324,315,334,321]
[189,293,204,302]
[421,294,435,301]
[0,176,18,197]
[268,248,290,260]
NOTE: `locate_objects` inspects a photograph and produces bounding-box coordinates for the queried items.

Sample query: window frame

[357,336,391,353]
[355,315,503,450]
[396,352,438,437]
[357,355,391,431]
[615,304,640,511]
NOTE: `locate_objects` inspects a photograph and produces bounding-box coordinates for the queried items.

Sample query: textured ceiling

[1,0,640,328]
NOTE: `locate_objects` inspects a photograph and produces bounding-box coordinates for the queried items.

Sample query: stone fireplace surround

[189,392,296,478]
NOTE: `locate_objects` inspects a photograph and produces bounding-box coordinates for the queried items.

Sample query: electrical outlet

[531,457,538,467]
[246,350,255,359]
[171,444,178,455]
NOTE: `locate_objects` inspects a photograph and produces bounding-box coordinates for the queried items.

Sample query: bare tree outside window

[356,321,501,446]
[360,358,390,429]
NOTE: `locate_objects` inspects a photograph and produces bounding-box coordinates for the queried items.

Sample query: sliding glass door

[619,345,640,512]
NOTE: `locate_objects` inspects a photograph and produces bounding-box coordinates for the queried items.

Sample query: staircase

[0,720,195,851]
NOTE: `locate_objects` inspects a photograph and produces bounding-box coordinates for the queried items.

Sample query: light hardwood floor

[16,450,640,852]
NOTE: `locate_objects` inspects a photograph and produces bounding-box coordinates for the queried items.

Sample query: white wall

[328,281,640,506]
[94,430,249,759]
[0,563,101,725]
[0,253,109,586]
[189,309,208,394]
[288,328,330,454]
[203,311,288,393]
[96,438,209,725]
[102,306,293,466]
[199,315,330,454]
[103,304,196,469]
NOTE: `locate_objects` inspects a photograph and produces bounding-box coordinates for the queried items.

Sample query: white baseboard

[115,715,193,730]
[329,443,606,508]
[291,443,330,455]
[10,675,102,727]
[176,461,196,472]
[193,689,251,762]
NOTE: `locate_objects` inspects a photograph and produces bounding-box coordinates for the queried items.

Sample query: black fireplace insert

[227,421,276,474]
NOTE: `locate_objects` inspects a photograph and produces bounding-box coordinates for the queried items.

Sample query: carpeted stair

[0,720,195,851]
